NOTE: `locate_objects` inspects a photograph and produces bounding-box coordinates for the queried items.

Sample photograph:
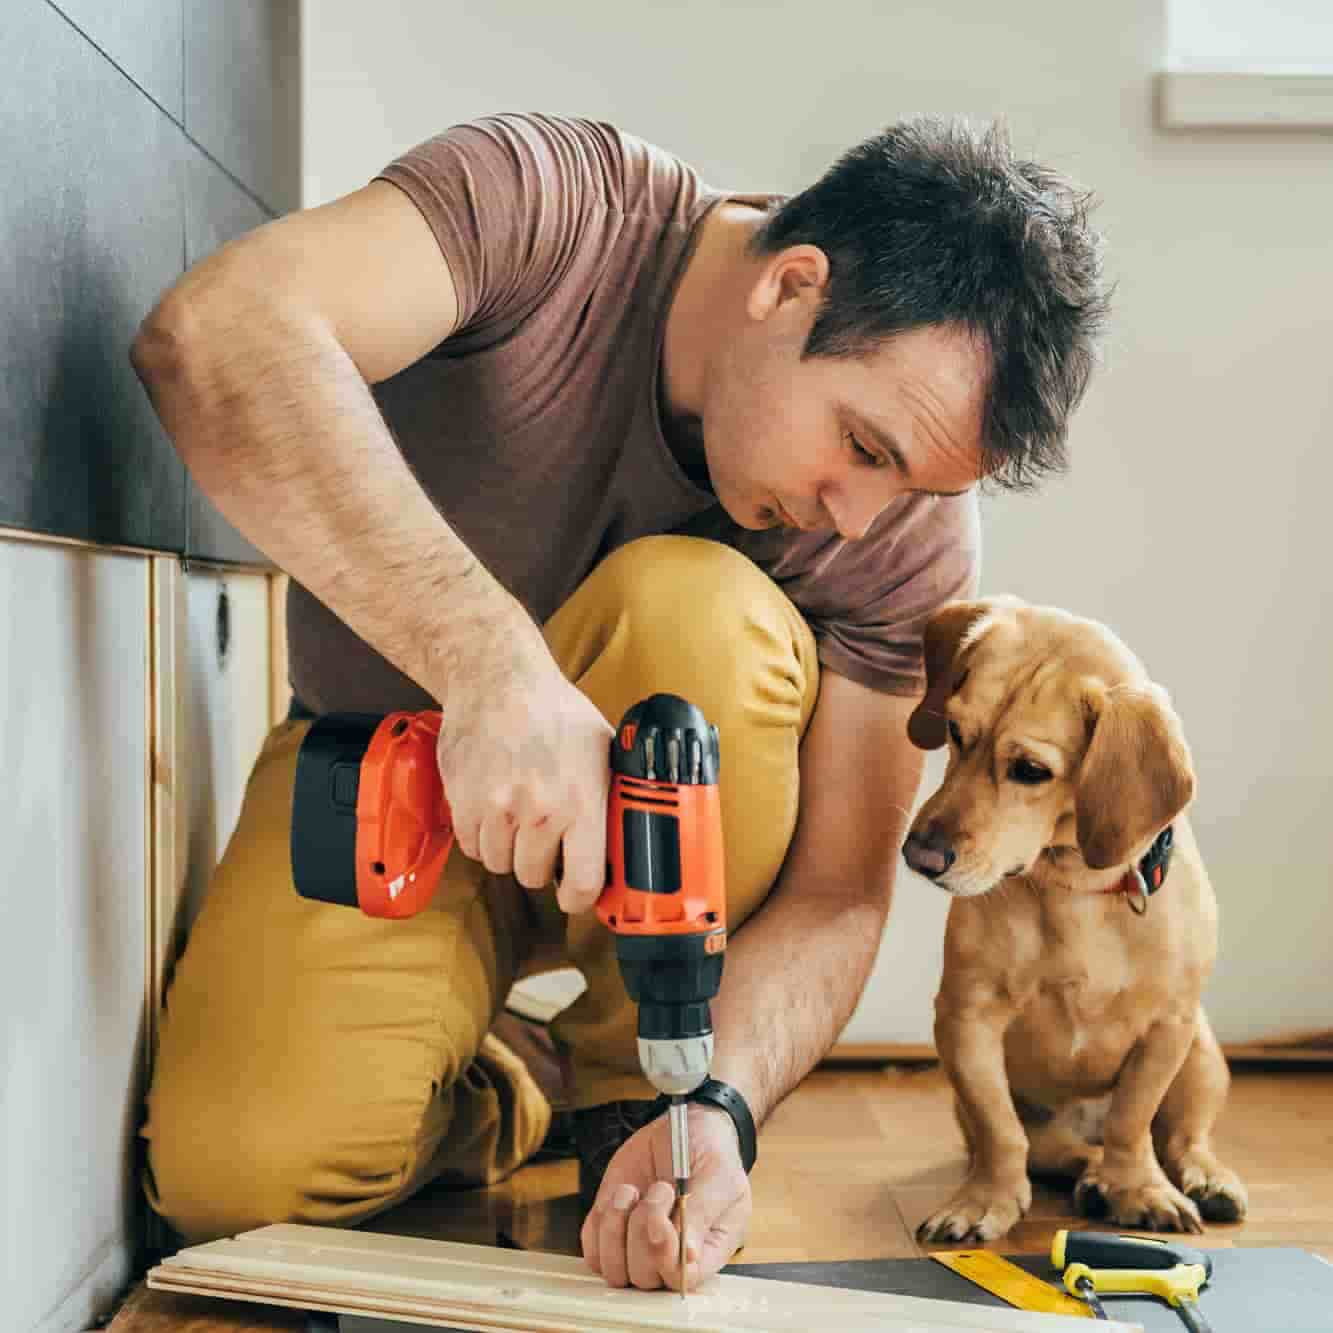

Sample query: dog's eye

[1009,758,1053,785]
[947,720,964,748]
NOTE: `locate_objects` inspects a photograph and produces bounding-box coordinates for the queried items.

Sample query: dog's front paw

[1167,1148,1249,1223]
[1074,1163,1203,1234]
[917,1175,1032,1244]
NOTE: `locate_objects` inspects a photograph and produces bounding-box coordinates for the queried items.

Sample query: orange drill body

[599,775,726,944]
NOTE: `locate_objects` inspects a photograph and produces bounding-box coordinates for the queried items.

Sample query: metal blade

[669,1096,690,1298]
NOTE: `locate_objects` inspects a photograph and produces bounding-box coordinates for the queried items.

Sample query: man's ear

[747,243,830,323]
[906,600,994,750]
[1075,682,1196,870]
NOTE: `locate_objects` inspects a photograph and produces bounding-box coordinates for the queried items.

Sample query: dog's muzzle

[903,828,956,879]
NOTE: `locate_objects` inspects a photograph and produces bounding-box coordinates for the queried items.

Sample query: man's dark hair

[752,116,1110,490]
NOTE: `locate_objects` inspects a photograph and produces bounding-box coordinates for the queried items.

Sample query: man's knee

[599,535,790,626]
[585,536,818,709]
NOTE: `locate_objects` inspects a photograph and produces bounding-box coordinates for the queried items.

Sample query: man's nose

[823,485,891,541]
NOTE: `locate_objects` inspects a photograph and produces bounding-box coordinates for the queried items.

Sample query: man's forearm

[132,294,535,700]
[708,879,891,1125]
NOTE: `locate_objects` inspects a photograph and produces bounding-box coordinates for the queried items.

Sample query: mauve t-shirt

[286,113,980,713]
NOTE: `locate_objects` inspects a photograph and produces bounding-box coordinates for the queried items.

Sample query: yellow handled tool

[1052,1229,1214,1332]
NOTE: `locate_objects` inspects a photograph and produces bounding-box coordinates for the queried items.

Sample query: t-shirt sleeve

[806,492,982,697]
[375,113,613,337]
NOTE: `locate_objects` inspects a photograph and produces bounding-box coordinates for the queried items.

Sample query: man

[131,112,1107,1291]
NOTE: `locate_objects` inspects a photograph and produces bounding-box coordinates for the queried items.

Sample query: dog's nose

[903,828,957,879]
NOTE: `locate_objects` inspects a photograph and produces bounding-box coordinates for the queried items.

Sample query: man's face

[700,295,989,537]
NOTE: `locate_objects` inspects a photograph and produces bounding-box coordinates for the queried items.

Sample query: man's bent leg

[541,536,819,1109]
[142,720,548,1242]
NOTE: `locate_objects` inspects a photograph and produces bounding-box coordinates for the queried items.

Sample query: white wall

[300,0,1333,1044]
[1167,0,1333,73]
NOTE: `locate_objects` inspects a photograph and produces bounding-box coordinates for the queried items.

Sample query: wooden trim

[2,522,164,560]
[146,555,188,1069]
[825,1040,1333,1068]
[0,522,275,574]
[149,1224,1130,1332]
[824,1043,936,1065]
[1221,1043,1333,1066]
[267,572,291,728]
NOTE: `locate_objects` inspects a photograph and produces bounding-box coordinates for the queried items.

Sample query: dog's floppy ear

[1076,683,1196,870]
[907,600,993,750]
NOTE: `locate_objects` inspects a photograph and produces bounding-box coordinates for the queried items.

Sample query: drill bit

[669,1094,690,1298]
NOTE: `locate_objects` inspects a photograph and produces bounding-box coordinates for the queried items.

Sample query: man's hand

[581,1105,750,1291]
[437,645,614,914]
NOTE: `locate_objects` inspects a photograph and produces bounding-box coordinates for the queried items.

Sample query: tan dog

[903,596,1248,1242]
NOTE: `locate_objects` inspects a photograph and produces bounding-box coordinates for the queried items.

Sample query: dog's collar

[1102,825,1175,915]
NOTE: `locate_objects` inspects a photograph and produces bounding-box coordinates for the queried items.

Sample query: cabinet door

[0,540,148,1333]
[180,569,274,929]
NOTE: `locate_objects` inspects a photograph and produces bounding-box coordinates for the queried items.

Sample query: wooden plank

[149,1224,1138,1332]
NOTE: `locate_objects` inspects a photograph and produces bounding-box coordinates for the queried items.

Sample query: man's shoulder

[423,112,706,214]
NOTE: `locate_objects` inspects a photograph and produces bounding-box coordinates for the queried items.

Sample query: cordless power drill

[288,693,726,1287]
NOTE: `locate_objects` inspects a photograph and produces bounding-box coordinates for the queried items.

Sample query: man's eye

[846,432,885,467]
[1009,758,1053,785]
[947,720,964,748]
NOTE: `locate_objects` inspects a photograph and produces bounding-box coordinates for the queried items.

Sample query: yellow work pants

[143,536,818,1241]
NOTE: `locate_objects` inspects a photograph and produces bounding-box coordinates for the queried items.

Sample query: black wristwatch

[651,1078,757,1174]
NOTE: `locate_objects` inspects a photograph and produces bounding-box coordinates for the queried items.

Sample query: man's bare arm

[131,181,534,696]
[131,182,613,905]
[709,672,926,1123]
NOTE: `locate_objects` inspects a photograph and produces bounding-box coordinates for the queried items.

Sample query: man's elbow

[130,291,201,394]
[130,242,270,397]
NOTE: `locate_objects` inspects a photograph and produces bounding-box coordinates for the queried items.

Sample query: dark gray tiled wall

[51,0,184,119]
[1,0,188,551]
[185,0,302,215]
[1,0,298,563]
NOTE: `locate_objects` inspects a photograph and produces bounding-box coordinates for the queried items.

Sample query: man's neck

[660,203,765,458]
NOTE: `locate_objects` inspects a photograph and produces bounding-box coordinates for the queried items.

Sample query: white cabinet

[179,570,276,930]
[0,541,149,1333]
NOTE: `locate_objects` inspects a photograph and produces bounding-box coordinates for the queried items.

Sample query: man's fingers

[579,1202,600,1275]
[626,1181,677,1290]
[556,805,607,913]
[592,1183,638,1288]
[511,820,559,890]
[477,809,516,874]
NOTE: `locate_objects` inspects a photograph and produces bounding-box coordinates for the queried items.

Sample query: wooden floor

[107,1062,1333,1331]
